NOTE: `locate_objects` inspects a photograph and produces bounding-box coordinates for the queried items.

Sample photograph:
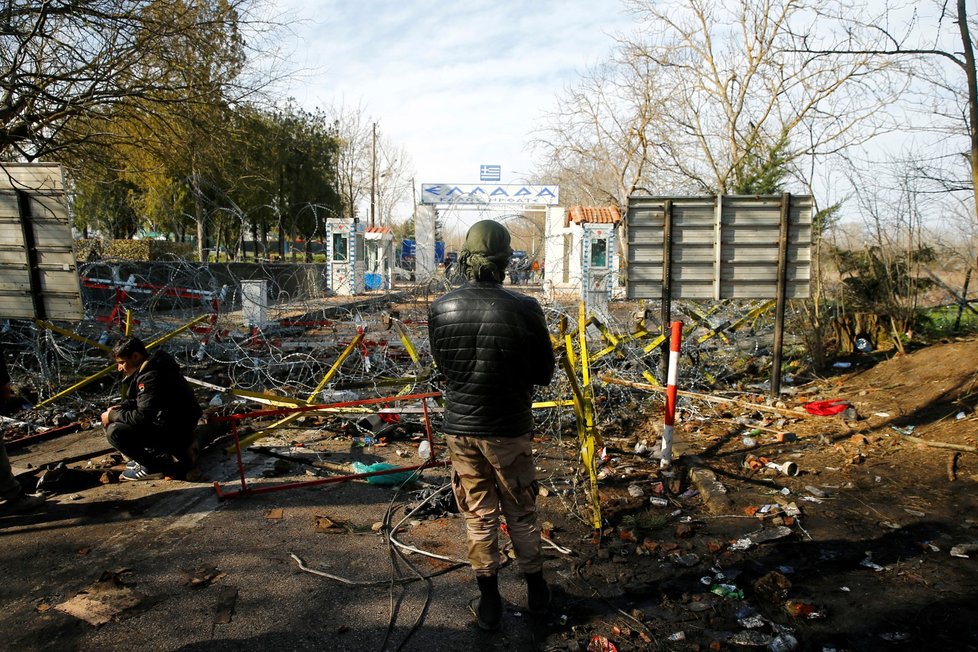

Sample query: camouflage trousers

[445,433,543,576]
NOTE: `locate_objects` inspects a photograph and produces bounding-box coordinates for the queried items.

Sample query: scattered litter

[315,514,351,534]
[890,425,915,435]
[831,361,852,368]
[351,461,417,485]
[860,552,885,571]
[265,508,284,520]
[731,537,754,551]
[710,583,744,599]
[748,526,793,545]
[874,412,891,418]
[649,496,669,508]
[742,436,756,448]
[803,399,850,415]
[587,634,618,652]
[667,631,686,642]
[627,483,645,498]
[738,615,766,628]
[769,633,799,651]
[729,630,772,646]
[805,485,829,498]
[950,542,978,558]
[673,553,700,568]
[181,566,226,588]
[854,337,873,353]
[54,570,142,627]
[783,599,825,619]
[957,411,967,420]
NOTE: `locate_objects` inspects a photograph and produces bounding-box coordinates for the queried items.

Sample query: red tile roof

[566,206,622,227]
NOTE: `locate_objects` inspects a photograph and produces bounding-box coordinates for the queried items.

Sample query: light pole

[370,122,377,228]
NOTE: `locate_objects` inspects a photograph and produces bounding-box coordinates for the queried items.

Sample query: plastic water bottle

[418,439,431,460]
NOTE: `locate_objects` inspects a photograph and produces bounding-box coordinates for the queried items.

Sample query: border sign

[626,194,812,300]
[627,193,813,397]
[421,183,559,205]
[0,163,84,320]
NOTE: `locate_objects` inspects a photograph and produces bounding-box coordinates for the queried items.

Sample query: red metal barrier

[212,391,445,499]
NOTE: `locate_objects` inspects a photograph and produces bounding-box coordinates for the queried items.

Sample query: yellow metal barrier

[35,314,210,409]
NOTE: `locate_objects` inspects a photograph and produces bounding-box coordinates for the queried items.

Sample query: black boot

[476,573,503,631]
[525,571,550,615]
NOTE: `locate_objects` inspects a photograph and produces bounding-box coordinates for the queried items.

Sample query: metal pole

[771,193,791,398]
[660,199,673,379]
[370,122,377,228]
[661,320,683,468]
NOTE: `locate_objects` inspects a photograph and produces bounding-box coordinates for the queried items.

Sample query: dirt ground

[2,335,977,651]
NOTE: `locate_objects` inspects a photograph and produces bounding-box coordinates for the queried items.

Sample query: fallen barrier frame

[212,391,446,499]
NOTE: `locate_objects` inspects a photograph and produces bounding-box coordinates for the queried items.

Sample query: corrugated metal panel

[626,194,812,300]
[0,164,84,320]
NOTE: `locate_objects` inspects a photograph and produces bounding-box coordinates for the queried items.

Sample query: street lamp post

[370,122,377,228]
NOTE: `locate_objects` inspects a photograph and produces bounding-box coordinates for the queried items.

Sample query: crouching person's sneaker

[120,464,164,482]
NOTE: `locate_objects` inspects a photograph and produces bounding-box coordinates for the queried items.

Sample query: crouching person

[101,337,202,481]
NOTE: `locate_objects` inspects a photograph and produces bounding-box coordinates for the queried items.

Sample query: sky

[272,1,635,192]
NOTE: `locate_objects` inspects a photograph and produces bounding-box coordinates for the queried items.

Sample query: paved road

[1,430,563,651]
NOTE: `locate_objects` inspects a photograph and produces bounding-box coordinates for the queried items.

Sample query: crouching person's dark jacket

[428,281,555,437]
[108,349,202,435]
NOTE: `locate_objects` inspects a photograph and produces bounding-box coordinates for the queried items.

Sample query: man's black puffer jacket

[108,349,202,435]
[428,280,555,437]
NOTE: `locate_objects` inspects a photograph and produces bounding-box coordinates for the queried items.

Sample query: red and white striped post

[661,320,683,468]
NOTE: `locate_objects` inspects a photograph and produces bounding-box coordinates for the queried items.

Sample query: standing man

[101,336,202,481]
[427,220,555,631]
[0,342,45,514]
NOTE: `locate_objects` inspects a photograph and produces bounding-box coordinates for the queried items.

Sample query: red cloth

[803,399,850,416]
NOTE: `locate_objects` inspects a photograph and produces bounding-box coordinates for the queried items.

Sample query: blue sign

[420,183,560,205]
[480,164,501,182]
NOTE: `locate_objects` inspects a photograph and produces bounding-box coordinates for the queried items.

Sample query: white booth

[543,206,622,310]
[325,219,365,296]
[364,226,394,291]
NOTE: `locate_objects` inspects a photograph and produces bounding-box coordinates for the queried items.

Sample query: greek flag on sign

[480,164,501,182]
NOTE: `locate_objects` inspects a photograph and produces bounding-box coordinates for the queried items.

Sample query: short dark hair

[112,336,148,359]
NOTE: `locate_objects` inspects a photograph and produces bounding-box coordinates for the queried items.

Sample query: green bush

[77,239,195,261]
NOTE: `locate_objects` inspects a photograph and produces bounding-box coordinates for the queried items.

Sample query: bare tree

[535,0,897,207]
[329,102,372,221]
[533,55,671,210]
[787,0,978,233]
[375,137,413,226]
[1,0,279,162]
[620,0,897,195]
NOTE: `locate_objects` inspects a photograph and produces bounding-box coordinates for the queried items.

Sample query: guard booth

[582,223,616,314]
[325,219,365,296]
[543,206,622,310]
[363,226,394,291]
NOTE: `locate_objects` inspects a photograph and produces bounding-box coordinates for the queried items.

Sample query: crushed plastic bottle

[769,633,799,651]
[710,583,744,599]
[418,439,431,460]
